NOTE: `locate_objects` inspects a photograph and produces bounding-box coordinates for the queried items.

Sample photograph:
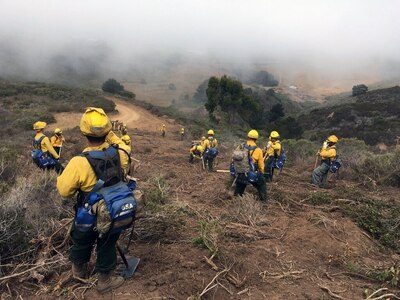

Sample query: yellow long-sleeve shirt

[203,137,218,149]
[247,140,264,174]
[265,140,281,157]
[34,132,59,159]
[57,132,130,198]
[190,145,204,155]
[50,135,65,147]
[319,146,336,160]
[105,131,131,170]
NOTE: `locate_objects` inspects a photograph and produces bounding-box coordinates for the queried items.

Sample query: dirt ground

[23,100,400,300]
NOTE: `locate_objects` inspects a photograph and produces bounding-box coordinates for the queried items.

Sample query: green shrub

[143,176,169,212]
[102,78,124,93]
[345,199,400,250]
[118,90,135,99]
[304,192,334,205]
[337,138,370,168]
[282,139,317,165]
[353,152,400,187]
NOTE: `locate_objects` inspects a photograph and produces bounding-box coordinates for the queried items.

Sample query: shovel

[116,243,140,279]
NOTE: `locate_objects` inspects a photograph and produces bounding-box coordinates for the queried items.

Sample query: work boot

[72,263,87,279]
[97,272,124,294]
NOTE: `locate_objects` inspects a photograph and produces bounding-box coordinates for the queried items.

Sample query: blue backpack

[272,147,286,170]
[329,157,342,173]
[75,145,136,235]
[204,147,219,159]
[31,136,57,169]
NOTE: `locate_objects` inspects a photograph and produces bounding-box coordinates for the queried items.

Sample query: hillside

[0,82,399,299]
[298,86,400,145]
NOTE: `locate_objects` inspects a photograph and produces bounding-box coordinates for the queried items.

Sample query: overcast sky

[0,0,399,83]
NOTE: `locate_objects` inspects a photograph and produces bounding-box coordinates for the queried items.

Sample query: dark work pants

[264,156,275,182]
[234,173,267,202]
[53,146,61,156]
[204,157,214,171]
[69,223,121,273]
[312,162,330,188]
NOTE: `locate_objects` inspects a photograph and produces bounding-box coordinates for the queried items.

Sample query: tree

[269,103,285,122]
[275,117,303,139]
[102,78,124,94]
[205,75,260,126]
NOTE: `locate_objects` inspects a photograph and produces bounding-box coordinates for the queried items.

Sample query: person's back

[57,107,131,294]
[32,121,63,174]
[203,129,218,171]
[264,131,281,182]
[233,130,267,203]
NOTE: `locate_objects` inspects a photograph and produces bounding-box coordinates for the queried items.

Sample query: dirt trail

[48,96,178,133]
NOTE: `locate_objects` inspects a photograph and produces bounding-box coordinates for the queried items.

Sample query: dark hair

[86,135,106,143]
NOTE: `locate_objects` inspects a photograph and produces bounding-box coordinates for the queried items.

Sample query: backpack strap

[33,135,46,150]
[81,145,122,187]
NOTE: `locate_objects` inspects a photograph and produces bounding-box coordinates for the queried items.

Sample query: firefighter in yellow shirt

[161,124,166,138]
[56,107,131,294]
[264,131,282,182]
[33,121,63,174]
[312,135,339,188]
[180,127,185,141]
[233,130,267,202]
[203,129,218,171]
[189,142,204,163]
[50,128,65,156]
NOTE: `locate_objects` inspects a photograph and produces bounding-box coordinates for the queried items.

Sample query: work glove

[322,141,328,149]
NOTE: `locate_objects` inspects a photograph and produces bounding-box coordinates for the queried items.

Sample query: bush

[102,78,124,94]
[143,176,169,212]
[352,152,400,187]
[0,172,64,262]
[304,192,334,205]
[118,90,135,99]
[345,198,400,250]
[282,139,317,165]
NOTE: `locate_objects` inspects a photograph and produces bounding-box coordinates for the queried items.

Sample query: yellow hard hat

[201,136,206,141]
[247,129,259,139]
[327,135,339,143]
[207,129,214,135]
[270,131,280,139]
[33,121,47,130]
[162,124,165,127]
[121,134,131,144]
[80,107,112,137]
[54,128,62,134]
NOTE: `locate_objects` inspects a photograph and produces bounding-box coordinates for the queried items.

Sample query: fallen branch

[0,258,65,282]
[366,288,400,300]
[318,284,345,300]
[199,267,230,297]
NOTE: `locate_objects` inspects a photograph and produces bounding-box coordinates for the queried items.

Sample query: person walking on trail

[189,142,204,163]
[180,127,185,141]
[161,124,166,138]
[312,135,339,188]
[50,128,65,157]
[56,107,132,294]
[203,129,218,171]
[33,121,64,174]
[121,134,132,154]
[120,123,127,135]
[264,131,282,182]
[233,130,267,203]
